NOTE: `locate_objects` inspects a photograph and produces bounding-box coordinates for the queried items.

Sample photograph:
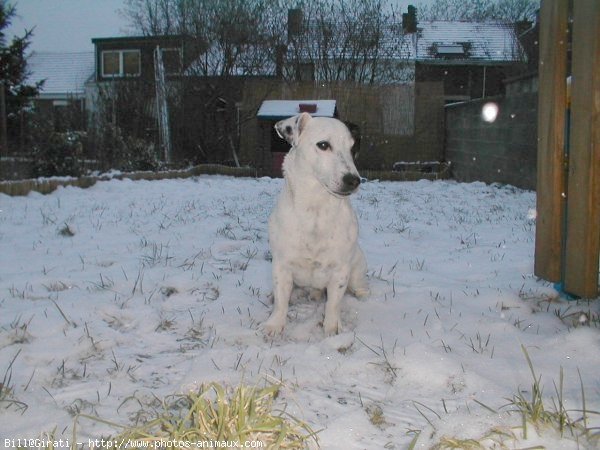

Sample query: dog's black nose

[342,173,361,191]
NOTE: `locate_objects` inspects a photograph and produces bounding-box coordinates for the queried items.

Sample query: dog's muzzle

[339,173,361,195]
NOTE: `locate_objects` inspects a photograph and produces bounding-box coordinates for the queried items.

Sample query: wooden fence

[535,0,599,298]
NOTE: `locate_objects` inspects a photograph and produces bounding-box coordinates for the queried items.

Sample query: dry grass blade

[1,349,29,413]
[110,381,318,449]
[432,436,485,449]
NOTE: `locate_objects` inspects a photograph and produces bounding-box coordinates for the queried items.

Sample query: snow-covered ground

[1,175,598,449]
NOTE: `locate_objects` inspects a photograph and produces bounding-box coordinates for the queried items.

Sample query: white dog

[263,112,369,336]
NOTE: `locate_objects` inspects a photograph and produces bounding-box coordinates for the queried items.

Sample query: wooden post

[534,0,569,282]
[154,45,172,164]
[564,0,600,298]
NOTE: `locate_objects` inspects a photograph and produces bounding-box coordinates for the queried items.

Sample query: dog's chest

[270,198,358,288]
[293,200,355,248]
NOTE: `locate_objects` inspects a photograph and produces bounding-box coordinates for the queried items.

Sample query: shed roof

[257,100,337,120]
[27,51,95,99]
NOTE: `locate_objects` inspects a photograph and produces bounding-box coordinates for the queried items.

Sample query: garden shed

[256,99,337,176]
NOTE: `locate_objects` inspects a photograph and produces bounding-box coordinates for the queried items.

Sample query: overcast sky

[8,0,131,53]
[8,0,427,54]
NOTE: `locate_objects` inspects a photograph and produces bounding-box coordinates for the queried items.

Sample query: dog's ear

[275,112,312,146]
[344,121,360,143]
[295,112,311,137]
[344,121,361,160]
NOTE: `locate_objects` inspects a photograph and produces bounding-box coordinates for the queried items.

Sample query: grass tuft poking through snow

[74,381,318,449]
[419,345,600,449]
[505,346,600,446]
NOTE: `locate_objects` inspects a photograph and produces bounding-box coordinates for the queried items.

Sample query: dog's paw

[352,287,370,299]
[260,317,286,336]
[323,317,341,336]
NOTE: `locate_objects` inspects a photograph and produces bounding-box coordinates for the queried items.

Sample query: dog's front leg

[323,273,350,336]
[262,265,293,335]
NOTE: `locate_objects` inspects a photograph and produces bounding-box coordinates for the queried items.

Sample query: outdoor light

[481,102,499,123]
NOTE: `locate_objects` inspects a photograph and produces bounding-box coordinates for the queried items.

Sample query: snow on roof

[27,51,95,98]
[416,21,522,63]
[257,100,337,120]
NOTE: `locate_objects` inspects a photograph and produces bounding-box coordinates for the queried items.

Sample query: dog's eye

[316,141,331,151]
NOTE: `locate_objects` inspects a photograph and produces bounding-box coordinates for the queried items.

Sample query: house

[413,20,526,102]
[91,35,201,82]
[26,51,95,130]
[26,35,199,130]
[89,35,204,163]
[284,6,526,101]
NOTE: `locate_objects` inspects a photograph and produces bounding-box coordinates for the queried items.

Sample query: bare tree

[124,0,413,83]
[286,0,413,84]
[491,0,539,22]
[123,0,286,77]
[417,0,539,22]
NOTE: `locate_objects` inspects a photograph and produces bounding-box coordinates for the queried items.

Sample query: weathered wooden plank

[534,0,569,282]
[564,0,600,298]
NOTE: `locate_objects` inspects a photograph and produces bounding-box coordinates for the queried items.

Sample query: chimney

[288,9,303,43]
[402,5,417,33]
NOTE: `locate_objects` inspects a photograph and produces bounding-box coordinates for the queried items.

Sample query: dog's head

[275,113,361,197]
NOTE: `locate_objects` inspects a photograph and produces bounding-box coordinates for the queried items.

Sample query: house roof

[416,21,523,65]
[91,35,187,45]
[288,20,523,68]
[257,100,337,120]
[27,51,95,99]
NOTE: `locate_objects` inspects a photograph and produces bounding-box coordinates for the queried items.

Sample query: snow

[415,21,522,63]
[27,52,95,98]
[0,175,598,448]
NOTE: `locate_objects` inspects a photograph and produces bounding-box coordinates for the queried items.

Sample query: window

[161,48,182,74]
[122,50,141,76]
[435,44,465,58]
[101,50,141,77]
